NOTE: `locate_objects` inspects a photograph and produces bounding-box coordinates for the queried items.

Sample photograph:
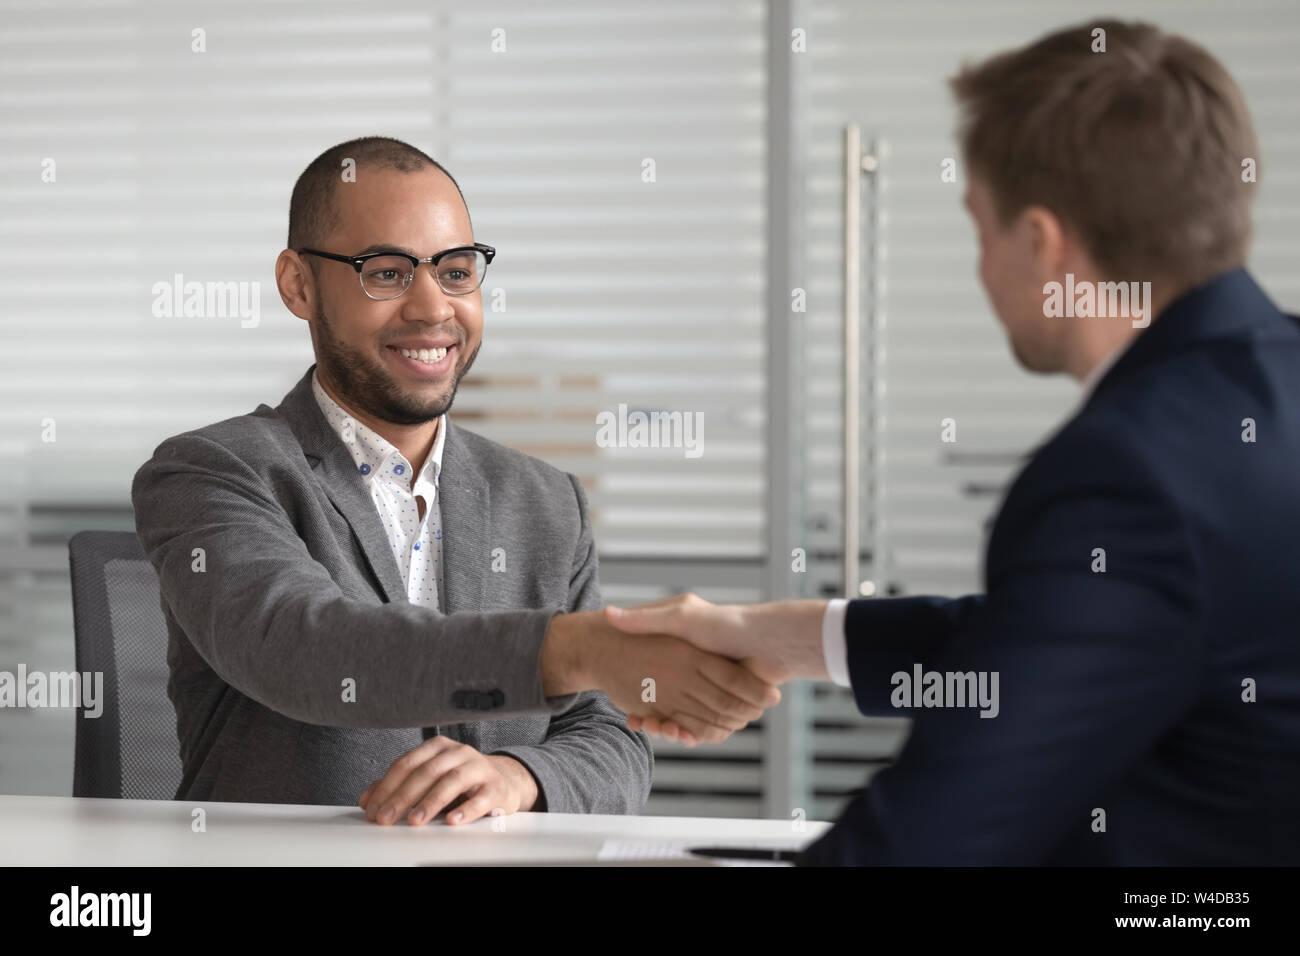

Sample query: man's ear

[275,249,316,322]
[1021,204,1068,279]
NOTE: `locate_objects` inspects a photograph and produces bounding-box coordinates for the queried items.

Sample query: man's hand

[359,737,539,826]
[601,593,830,741]
[541,609,782,747]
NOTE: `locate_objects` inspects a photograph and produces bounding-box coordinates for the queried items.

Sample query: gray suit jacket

[130,365,653,812]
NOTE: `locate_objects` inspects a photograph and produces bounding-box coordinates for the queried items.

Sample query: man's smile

[385,342,458,378]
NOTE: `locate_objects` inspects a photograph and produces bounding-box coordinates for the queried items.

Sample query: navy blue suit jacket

[800,268,1300,865]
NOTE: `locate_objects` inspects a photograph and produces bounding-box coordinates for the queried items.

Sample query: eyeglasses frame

[297,243,496,299]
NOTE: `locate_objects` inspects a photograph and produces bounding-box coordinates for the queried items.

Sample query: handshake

[539,594,830,746]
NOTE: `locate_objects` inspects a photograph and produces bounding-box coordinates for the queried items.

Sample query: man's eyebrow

[353,242,475,257]
[355,243,419,256]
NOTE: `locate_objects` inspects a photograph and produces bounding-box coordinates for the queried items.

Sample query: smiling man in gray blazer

[130,136,778,827]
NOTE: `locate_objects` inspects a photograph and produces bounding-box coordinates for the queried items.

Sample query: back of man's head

[950,19,1258,289]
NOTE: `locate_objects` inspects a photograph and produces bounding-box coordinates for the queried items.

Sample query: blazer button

[452,689,505,710]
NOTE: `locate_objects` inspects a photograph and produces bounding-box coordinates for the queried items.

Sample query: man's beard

[312,302,479,426]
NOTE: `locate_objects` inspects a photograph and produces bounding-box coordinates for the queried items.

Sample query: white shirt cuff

[822,599,852,688]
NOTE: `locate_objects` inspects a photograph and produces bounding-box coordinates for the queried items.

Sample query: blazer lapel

[275,366,407,604]
[438,419,489,614]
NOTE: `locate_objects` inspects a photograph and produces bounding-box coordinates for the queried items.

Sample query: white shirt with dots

[311,370,447,611]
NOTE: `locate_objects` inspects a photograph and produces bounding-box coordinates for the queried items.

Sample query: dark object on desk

[688,845,801,863]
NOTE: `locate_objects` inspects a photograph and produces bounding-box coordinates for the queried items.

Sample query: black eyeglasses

[298,243,496,300]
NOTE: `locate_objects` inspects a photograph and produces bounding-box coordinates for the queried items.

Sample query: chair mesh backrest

[69,531,183,799]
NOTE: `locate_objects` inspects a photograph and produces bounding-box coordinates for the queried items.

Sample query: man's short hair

[287,136,467,252]
[950,19,1258,288]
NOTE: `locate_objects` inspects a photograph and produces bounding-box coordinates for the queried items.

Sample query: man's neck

[316,371,440,478]
[1066,279,1180,385]
[1068,326,1138,386]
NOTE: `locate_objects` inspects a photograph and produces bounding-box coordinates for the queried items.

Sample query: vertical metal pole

[762,0,809,820]
[843,125,862,598]
[843,133,881,599]
[862,142,883,597]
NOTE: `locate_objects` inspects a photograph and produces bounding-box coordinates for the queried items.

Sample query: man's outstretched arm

[133,431,778,738]
[800,432,1203,863]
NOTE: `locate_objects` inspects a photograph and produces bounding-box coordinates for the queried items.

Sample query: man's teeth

[398,347,448,363]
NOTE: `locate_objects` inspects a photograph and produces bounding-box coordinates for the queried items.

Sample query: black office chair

[68,530,183,799]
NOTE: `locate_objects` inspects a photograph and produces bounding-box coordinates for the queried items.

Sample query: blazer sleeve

[488,474,656,814]
[841,594,985,716]
[799,426,1204,864]
[131,431,579,729]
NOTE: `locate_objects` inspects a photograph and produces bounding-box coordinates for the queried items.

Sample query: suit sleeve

[131,431,578,729]
[799,428,1203,864]
[840,594,985,715]
[489,475,656,814]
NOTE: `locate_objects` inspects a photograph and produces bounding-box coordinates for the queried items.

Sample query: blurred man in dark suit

[598,19,1300,864]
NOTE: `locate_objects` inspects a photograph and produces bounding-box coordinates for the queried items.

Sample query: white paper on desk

[597,839,796,866]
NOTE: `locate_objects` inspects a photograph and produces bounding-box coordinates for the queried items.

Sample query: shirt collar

[311,369,445,489]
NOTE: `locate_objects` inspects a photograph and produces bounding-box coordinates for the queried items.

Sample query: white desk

[0,795,831,866]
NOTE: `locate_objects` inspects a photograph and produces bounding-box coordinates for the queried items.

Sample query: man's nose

[403,264,457,319]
